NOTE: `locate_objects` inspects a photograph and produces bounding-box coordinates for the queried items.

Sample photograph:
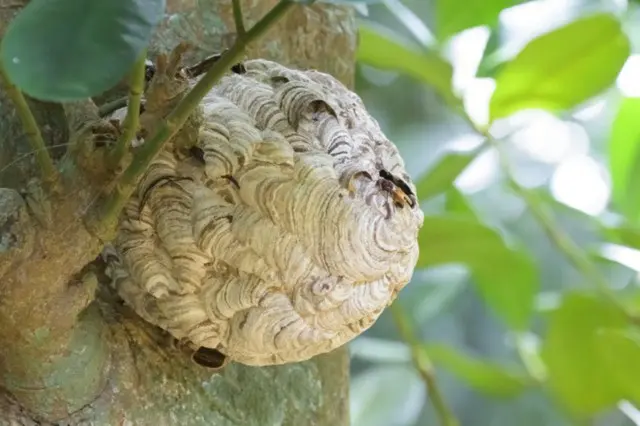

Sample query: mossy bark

[0,1,356,424]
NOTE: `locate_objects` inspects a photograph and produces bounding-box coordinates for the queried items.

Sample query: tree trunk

[0,1,356,424]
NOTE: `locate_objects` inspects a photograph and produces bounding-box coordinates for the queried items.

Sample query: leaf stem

[0,62,57,185]
[390,302,459,426]
[92,0,296,238]
[232,0,246,36]
[108,50,147,170]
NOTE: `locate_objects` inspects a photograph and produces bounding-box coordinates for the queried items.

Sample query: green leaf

[444,188,478,218]
[609,97,640,222]
[357,21,458,106]
[541,292,628,415]
[435,0,519,40]
[425,343,533,397]
[595,328,640,405]
[601,223,640,250]
[1,0,165,101]
[416,148,482,202]
[490,14,630,121]
[418,216,537,329]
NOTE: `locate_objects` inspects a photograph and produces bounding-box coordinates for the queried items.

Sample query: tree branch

[91,0,297,239]
[232,0,246,36]
[108,50,147,170]
[390,302,459,426]
[0,62,57,185]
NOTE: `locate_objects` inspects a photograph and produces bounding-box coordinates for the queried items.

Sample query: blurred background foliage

[348,0,640,425]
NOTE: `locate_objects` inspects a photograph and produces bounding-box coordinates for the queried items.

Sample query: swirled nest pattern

[108,59,424,366]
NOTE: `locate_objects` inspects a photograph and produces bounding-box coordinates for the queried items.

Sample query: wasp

[377,169,416,209]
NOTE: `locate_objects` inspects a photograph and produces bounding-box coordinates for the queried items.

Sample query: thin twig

[0,62,57,185]
[232,0,246,36]
[98,97,128,118]
[390,303,459,426]
[108,51,147,170]
[92,0,296,238]
[185,53,224,78]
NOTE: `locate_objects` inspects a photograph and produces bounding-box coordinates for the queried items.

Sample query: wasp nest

[107,59,424,366]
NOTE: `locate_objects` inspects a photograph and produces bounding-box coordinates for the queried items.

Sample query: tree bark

[0,1,356,424]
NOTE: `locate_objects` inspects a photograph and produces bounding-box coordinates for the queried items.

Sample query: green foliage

[435,0,519,40]
[490,13,630,121]
[444,188,478,217]
[595,328,640,406]
[425,343,533,397]
[609,97,640,223]
[356,21,458,105]
[541,293,628,415]
[603,224,640,250]
[416,148,483,202]
[418,216,537,330]
[1,0,165,101]
[356,2,640,424]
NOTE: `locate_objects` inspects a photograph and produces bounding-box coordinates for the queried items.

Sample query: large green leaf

[357,21,458,105]
[418,216,537,329]
[490,14,630,121]
[1,0,165,101]
[444,188,478,218]
[595,328,640,406]
[416,148,482,202]
[425,343,533,397]
[541,292,628,415]
[435,0,519,40]
[609,97,640,223]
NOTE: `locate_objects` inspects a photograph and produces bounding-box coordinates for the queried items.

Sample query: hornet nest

[106,55,424,367]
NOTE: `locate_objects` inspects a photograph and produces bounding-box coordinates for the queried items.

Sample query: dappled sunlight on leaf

[490,13,630,121]
[609,97,640,222]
